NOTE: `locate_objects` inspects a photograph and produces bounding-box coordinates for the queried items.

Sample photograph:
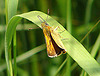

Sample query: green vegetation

[0,0,100,76]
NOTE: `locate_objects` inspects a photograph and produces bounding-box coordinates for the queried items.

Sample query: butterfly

[38,15,66,58]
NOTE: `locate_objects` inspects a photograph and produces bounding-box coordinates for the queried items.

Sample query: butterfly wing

[50,27,66,54]
[42,22,66,57]
[43,27,57,57]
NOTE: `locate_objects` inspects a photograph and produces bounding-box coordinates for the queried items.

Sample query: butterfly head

[37,15,49,28]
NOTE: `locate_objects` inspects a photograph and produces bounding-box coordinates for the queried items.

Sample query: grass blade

[5,0,18,76]
[5,11,100,76]
[66,0,72,76]
[91,34,100,57]
[0,44,46,71]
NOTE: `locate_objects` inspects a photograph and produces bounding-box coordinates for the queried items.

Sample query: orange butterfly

[38,15,66,58]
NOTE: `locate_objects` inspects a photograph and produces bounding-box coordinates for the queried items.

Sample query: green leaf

[5,0,18,76]
[5,11,100,76]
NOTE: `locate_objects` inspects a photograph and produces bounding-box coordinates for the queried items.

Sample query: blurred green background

[0,0,100,76]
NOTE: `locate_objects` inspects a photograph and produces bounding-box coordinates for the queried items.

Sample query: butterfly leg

[54,26,69,40]
[54,26,59,31]
[54,26,65,34]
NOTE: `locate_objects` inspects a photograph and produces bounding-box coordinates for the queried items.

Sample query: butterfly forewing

[43,27,57,57]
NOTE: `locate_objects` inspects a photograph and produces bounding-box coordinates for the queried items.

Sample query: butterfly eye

[45,23,48,26]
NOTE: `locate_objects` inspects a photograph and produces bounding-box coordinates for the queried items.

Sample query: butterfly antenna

[37,15,46,23]
[46,9,49,21]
